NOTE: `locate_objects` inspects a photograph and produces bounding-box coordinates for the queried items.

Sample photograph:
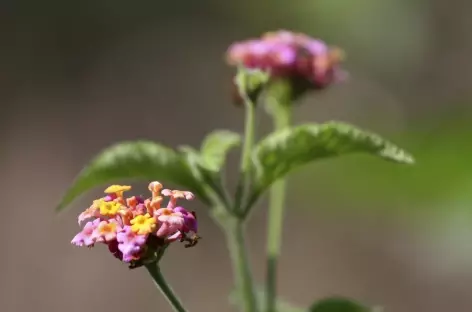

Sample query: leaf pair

[57,122,414,210]
[56,122,413,212]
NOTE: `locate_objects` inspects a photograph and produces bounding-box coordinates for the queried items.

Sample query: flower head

[71,181,200,268]
[226,30,346,101]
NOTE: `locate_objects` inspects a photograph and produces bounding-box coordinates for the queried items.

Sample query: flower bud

[226,30,346,103]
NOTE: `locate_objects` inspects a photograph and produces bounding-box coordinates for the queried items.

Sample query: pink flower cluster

[71,182,199,267]
[226,30,346,89]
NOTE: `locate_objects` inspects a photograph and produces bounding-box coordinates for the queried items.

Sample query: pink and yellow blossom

[71,181,200,268]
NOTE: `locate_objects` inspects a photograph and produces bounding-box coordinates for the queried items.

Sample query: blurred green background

[1,0,471,311]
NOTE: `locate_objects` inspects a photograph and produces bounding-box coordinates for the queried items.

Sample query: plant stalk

[265,84,293,312]
[224,217,258,312]
[234,92,256,214]
[145,263,188,312]
[228,84,258,311]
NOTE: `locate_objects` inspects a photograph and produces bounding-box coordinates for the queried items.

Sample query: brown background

[2,1,472,311]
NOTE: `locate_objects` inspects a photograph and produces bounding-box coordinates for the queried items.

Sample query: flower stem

[224,216,258,312]
[145,263,188,312]
[265,83,293,312]
[234,91,256,215]
[228,82,258,311]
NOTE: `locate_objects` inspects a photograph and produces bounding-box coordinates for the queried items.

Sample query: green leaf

[247,121,414,208]
[309,297,373,312]
[179,145,231,208]
[200,130,241,172]
[229,287,305,312]
[178,145,206,181]
[56,141,210,212]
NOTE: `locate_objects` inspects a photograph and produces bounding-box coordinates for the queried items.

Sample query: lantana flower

[226,30,346,102]
[71,182,200,268]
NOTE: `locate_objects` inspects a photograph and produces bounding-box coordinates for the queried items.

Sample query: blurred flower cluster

[71,182,199,268]
[226,30,346,92]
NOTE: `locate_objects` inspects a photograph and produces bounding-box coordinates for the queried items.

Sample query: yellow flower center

[130,213,156,235]
[99,201,122,216]
[99,222,117,235]
[160,208,172,216]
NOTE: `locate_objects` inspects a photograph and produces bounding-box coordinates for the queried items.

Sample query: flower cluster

[226,30,346,91]
[71,182,200,268]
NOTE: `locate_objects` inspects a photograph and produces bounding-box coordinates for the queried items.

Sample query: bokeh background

[2,1,472,311]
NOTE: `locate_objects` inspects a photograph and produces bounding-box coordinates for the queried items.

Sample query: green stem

[234,93,256,214]
[145,263,188,312]
[224,216,258,312]
[228,84,258,311]
[265,89,293,312]
[241,94,256,174]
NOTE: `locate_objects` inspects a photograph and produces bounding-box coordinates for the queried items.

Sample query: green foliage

[246,121,414,208]
[177,145,206,184]
[56,141,210,212]
[294,113,472,215]
[309,297,373,312]
[178,144,230,207]
[199,130,241,172]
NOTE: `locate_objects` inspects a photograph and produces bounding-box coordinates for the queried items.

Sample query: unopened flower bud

[226,30,346,103]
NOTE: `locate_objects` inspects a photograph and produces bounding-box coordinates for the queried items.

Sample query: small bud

[232,66,270,106]
[148,181,163,196]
